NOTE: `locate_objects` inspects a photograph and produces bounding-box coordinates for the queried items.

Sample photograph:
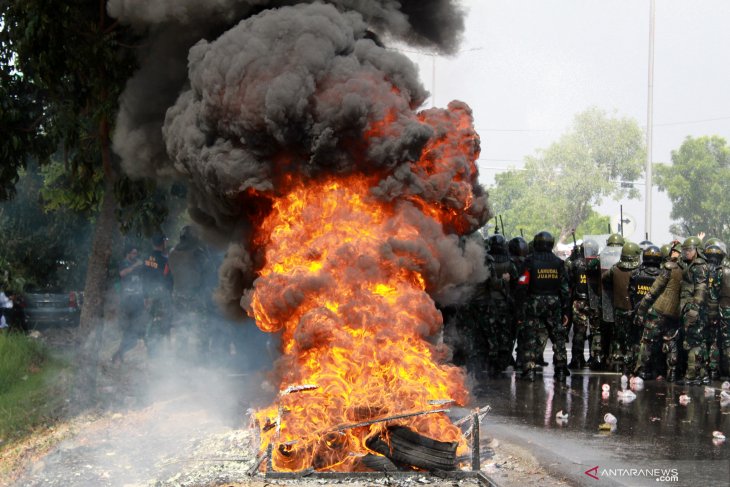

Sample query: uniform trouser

[571,299,590,361]
[523,295,566,370]
[610,309,634,367]
[146,292,172,357]
[635,309,680,376]
[707,310,730,375]
[114,297,146,361]
[682,307,707,380]
[467,302,490,376]
[485,298,512,369]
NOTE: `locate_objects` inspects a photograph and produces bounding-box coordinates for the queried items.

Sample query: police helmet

[682,236,702,249]
[619,241,641,269]
[583,239,600,258]
[642,245,662,267]
[705,243,726,265]
[508,237,528,258]
[704,237,722,250]
[533,231,555,252]
[488,234,508,255]
[660,243,671,259]
[638,240,653,250]
[606,233,625,247]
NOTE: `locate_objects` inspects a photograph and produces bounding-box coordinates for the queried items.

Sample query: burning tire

[366,426,458,471]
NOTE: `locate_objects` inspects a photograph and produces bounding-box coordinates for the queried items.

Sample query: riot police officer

[565,242,591,369]
[583,239,603,370]
[509,237,529,370]
[602,241,642,374]
[628,245,662,374]
[517,231,570,381]
[711,242,730,380]
[486,234,518,375]
[677,236,710,385]
[705,241,726,380]
[597,233,625,368]
[634,242,682,381]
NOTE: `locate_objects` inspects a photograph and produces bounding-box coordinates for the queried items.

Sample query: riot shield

[584,240,601,311]
[600,246,622,322]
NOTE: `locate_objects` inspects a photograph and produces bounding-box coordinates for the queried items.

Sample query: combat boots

[521,367,536,381]
[554,365,570,381]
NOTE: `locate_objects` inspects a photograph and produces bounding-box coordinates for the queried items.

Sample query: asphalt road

[469,346,730,486]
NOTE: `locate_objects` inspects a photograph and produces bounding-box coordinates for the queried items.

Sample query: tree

[488,107,645,242]
[0,164,92,291]
[655,135,730,241]
[0,1,138,340]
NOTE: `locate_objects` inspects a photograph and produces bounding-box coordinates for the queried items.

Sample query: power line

[654,116,730,127]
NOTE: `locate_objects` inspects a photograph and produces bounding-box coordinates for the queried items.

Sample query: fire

[250,175,470,471]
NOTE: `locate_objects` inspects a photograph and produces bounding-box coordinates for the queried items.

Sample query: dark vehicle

[23,291,83,329]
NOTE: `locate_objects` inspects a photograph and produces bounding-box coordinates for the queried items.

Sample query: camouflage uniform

[518,233,570,381]
[634,259,682,380]
[713,257,730,378]
[704,245,725,379]
[602,257,639,373]
[678,247,709,384]
[485,252,518,374]
[583,246,603,369]
[628,263,661,372]
[466,252,494,380]
[565,250,591,368]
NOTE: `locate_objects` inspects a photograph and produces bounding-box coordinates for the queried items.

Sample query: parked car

[23,291,83,329]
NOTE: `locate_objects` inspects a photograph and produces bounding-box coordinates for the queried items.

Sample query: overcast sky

[402,0,730,244]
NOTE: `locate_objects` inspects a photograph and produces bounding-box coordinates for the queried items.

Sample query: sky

[400,0,730,244]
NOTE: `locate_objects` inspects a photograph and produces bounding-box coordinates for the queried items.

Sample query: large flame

[249,102,482,472]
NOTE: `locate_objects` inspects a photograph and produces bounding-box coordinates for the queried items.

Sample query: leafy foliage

[488,107,645,242]
[0,1,139,193]
[655,135,730,240]
[0,165,92,291]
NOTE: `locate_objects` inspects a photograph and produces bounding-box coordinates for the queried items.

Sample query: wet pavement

[471,347,730,486]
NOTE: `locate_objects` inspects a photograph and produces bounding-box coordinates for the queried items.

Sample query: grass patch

[0,332,68,444]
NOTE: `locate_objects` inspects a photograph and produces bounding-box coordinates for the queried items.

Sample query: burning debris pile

[111,0,490,475]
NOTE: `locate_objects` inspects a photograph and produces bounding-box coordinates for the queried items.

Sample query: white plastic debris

[722,381,730,390]
[679,394,691,405]
[602,384,611,392]
[617,390,636,402]
[705,386,716,396]
[556,410,569,420]
[621,375,628,387]
[721,390,730,400]
[604,413,617,425]
[629,376,644,387]
[712,431,726,440]
[601,391,610,400]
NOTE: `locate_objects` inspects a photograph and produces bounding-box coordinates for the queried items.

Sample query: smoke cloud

[110,0,488,319]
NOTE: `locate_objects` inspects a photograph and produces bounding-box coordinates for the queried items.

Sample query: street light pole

[645,0,656,240]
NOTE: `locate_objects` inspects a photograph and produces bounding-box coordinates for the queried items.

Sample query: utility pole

[645,0,656,240]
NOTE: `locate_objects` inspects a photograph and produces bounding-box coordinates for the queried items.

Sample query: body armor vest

[680,257,708,308]
[611,267,632,311]
[571,258,589,299]
[630,266,661,307]
[490,255,512,300]
[528,252,563,295]
[653,261,682,318]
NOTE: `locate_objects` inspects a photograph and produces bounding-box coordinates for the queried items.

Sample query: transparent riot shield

[600,246,623,322]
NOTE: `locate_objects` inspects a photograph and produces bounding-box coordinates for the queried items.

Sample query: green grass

[0,332,68,444]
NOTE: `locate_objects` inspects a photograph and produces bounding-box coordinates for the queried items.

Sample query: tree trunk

[73,118,118,409]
